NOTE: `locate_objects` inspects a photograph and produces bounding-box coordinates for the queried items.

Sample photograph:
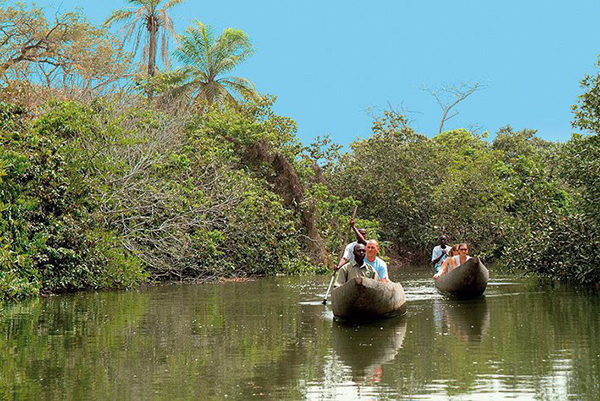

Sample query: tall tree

[104,0,183,77]
[171,21,258,105]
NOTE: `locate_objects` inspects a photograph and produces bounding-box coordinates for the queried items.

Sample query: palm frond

[158,25,170,66]
[134,6,147,21]
[144,0,161,11]
[160,35,169,68]
[123,18,142,45]
[172,21,256,105]
[175,21,213,72]
[160,9,176,36]
[219,76,258,101]
[219,85,237,105]
[213,28,253,75]
[104,9,135,27]
[163,0,186,10]
[131,24,146,57]
[127,0,152,5]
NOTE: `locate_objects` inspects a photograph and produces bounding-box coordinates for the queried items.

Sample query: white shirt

[432,245,452,272]
[342,241,360,263]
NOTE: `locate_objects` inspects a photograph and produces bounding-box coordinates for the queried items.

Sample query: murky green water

[1,267,599,400]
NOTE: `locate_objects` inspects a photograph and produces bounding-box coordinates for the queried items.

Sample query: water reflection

[433,297,490,343]
[0,272,598,400]
[332,317,407,383]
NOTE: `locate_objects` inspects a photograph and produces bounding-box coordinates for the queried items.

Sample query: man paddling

[334,243,379,288]
[431,235,451,274]
[334,219,367,272]
[340,220,389,281]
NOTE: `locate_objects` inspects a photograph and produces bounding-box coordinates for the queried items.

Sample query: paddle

[322,205,359,305]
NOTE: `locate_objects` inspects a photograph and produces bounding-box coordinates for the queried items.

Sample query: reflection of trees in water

[0,291,152,399]
[433,297,490,343]
[331,317,407,383]
[2,276,599,399]
[230,300,332,399]
[0,278,332,399]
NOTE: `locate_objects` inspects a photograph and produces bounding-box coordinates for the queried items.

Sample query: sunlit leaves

[0,3,132,104]
[329,109,598,284]
[169,21,258,105]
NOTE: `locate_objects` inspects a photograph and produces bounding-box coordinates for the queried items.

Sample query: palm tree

[104,0,184,77]
[171,21,258,105]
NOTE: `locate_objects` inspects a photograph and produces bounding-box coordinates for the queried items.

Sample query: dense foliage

[329,111,598,285]
[0,102,146,297]
[0,93,367,299]
[497,65,600,284]
[0,1,598,299]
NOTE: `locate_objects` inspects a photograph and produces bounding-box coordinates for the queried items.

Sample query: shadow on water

[332,316,407,383]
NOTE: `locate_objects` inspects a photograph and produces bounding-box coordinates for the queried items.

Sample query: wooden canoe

[435,256,489,298]
[331,276,406,321]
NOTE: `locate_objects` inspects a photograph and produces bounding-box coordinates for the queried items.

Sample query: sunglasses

[459,248,468,251]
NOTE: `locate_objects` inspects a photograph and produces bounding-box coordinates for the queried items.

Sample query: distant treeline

[0,1,597,299]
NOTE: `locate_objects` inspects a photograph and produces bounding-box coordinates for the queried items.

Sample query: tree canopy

[0,3,131,104]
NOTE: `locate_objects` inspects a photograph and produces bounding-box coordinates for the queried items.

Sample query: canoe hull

[435,256,489,298]
[332,277,406,321]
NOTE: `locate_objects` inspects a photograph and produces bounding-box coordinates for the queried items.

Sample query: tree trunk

[146,17,158,101]
[147,20,158,77]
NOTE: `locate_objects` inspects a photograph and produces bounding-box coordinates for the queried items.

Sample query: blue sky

[29,0,600,146]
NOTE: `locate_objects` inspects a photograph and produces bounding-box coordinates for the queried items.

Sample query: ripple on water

[403,278,440,302]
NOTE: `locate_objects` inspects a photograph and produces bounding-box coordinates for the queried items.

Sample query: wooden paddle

[322,204,359,305]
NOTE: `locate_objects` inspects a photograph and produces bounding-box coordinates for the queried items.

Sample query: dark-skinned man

[334,218,367,271]
[347,219,390,281]
[431,235,452,274]
[334,243,379,288]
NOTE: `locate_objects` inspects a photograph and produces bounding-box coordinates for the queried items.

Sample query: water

[1,266,598,400]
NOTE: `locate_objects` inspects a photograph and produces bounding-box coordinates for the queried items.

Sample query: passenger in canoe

[365,239,391,282]
[334,219,368,272]
[347,220,390,282]
[334,243,380,288]
[433,243,471,279]
[431,235,452,274]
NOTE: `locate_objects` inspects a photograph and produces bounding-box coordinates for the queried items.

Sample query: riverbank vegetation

[0,1,597,299]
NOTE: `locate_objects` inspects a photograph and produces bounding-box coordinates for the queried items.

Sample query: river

[1,266,599,400]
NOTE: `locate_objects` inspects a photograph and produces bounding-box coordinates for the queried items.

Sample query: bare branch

[423,81,487,134]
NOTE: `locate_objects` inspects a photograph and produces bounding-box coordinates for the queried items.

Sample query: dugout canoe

[435,256,489,298]
[331,276,407,321]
